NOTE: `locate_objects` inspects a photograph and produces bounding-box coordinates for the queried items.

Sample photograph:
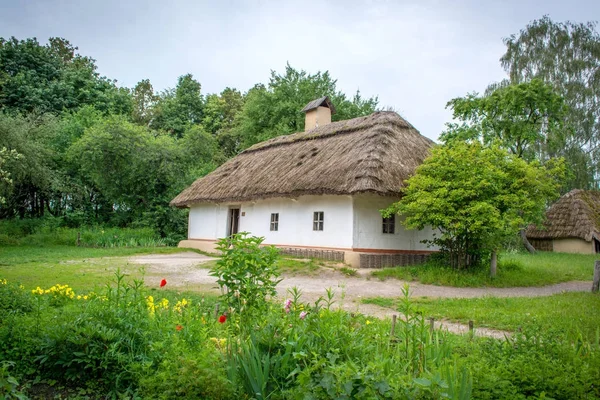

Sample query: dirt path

[127,252,591,339]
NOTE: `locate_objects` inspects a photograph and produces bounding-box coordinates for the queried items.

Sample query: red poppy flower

[218,314,227,324]
[160,279,167,288]
[176,324,183,331]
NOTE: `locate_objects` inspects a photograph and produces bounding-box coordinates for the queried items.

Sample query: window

[270,213,279,231]
[313,211,324,231]
[383,215,395,234]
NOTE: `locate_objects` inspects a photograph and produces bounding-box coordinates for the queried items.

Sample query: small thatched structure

[526,189,600,253]
[171,111,434,207]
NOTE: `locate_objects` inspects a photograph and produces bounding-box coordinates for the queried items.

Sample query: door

[227,208,240,237]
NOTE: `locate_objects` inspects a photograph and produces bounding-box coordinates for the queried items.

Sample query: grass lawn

[371,251,598,287]
[0,245,339,292]
[363,292,600,341]
[0,245,192,291]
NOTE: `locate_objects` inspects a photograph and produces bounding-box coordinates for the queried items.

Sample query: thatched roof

[526,189,600,242]
[171,111,435,207]
[301,96,336,114]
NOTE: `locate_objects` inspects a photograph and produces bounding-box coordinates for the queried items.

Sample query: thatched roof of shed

[526,189,600,242]
[170,111,434,207]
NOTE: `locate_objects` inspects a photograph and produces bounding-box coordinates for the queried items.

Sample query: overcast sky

[1,0,599,140]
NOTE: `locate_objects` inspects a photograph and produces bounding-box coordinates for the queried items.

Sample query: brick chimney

[301,96,336,131]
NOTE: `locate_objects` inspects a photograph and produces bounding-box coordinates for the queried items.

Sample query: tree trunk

[520,229,536,253]
[490,250,497,278]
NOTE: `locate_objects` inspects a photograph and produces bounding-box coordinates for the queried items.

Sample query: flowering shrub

[0,270,598,399]
[31,284,76,306]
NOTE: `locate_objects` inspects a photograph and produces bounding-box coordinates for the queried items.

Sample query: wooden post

[429,317,435,333]
[468,320,474,333]
[390,315,397,338]
[490,250,497,278]
[76,232,81,247]
[214,303,220,319]
[593,261,600,293]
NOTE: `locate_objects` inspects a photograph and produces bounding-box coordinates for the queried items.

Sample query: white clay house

[171,97,437,268]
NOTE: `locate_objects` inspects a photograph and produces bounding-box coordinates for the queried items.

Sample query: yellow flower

[19,284,24,290]
[366,320,372,325]
[0,279,7,285]
[31,287,44,295]
[173,298,190,313]
[77,295,82,300]
[83,295,88,300]
[159,298,169,309]
[146,295,156,316]
[209,337,227,350]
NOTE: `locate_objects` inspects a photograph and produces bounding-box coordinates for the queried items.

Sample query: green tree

[68,116,189,237]
[442,80,568,253]
[201,87,244,136]
[384,142,564,275]
[443,79,567,161]
[226,64,378,154]
[131,79,157,125]
[495,16,600,189]
[0,113,59,218]
[0,37,132,115]
[151,74,204,137]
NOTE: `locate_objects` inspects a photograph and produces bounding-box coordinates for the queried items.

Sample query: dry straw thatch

[171,111,434,207]
[526,189,600,242]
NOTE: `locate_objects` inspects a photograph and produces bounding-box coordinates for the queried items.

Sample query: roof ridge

[243,112,417,154]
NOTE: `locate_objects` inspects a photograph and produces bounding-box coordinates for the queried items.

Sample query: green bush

[0,218,167,247]
[463,329,600,399]
[211,232,280,312]
[0,281,33,318]
[137,348,233,400]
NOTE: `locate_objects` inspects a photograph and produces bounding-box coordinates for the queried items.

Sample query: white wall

[188,203,228,239]
[188,193,436,251]
[188,195,354,249]
[352,194,436,251]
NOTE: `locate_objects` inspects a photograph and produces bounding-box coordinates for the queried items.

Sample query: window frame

[270,213,279,231]
[382,215,395,234]
[313,211,324,231]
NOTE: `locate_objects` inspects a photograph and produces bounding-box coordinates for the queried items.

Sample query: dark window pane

[383,216,395,234]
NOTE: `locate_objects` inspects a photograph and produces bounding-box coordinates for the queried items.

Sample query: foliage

[68,115,190,238]
[462,330,600,399]
[225,63,378,155]
[496,16,600,189]
[443,79,567,162]
[0,113,60,219]
[0,267,599,398]
[0,272,227,397]
[384,142,565,269]
[0,37,131,115]
[131,78,157,125]
[211,232,280,312]
[0,218,167,247]
[151,74,204,137]
[202,87,245,136]
[0,147,21,204]
[0,361,26,400]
